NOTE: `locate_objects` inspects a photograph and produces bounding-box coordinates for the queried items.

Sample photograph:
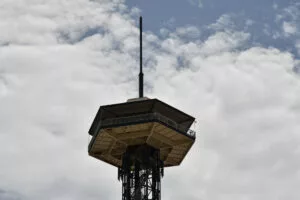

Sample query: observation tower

[88,17,196,200]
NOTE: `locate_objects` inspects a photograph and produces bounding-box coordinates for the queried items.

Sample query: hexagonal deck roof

[89,98,195,136]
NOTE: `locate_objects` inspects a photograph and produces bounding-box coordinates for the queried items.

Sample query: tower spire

[139,16,144,98]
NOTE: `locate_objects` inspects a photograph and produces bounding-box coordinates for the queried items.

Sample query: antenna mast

[139,16,144,98]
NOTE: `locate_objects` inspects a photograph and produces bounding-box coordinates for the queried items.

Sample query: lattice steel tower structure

[88,17,196,200]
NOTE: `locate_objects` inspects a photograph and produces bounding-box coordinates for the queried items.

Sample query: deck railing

[100,113,196,138]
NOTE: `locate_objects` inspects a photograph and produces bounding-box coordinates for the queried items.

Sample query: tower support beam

[118,145,163,200]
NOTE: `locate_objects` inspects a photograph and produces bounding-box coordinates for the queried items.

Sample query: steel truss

[118,145,164,200]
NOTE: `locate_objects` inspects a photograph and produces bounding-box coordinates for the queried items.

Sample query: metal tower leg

[118,145,163,200]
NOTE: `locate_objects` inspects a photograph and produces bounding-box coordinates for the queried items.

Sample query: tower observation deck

[88,17,196,200]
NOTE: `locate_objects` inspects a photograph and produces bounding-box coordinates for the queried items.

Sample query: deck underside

[89,122,195,167]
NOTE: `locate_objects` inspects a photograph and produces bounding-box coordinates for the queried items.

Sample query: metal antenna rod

[139,16,144,98]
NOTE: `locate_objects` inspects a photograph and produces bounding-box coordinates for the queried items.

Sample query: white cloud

[208,14,235,31]
[159,28,170,37]
[187,0,203,8]
[0,189,23,200]
[130,7,141,17]
[154,37,300,200]
[163,17,176,29]
[274,2,300,38]
[200,31,250,55]
[1,1,300,200]
[245,19,254,27]
[282,21,297,37]
[296,40,300,56]
[175,25,201,39]
[263,24,271,36]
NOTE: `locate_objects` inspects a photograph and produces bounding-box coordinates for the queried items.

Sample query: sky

[0,0,300,200]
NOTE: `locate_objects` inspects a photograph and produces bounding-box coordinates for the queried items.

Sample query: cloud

[0,189,23,200]
[273,3,279,10]
[206,13,254,34]
[187,0,203,8]
[162,17,176,29]
[274,2,300,38]
[1,0,300,200]
[245,19,254,27]
[175,25,201,39]
[199,30,250,55]
[282,21,297,37]
[295,40,300,60]
[208,14,235,31]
